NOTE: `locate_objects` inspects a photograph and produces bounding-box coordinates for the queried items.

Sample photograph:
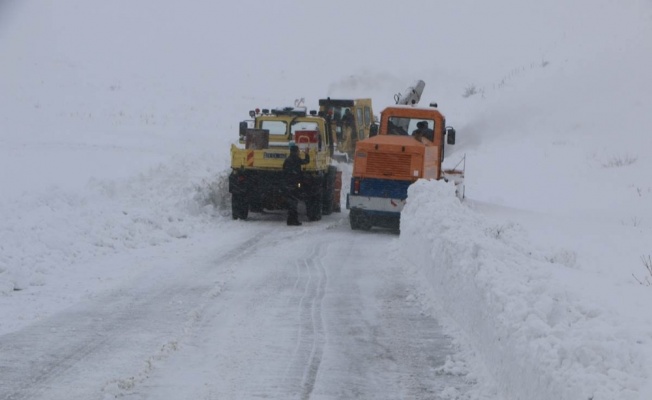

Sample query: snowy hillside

[1,0,652,399]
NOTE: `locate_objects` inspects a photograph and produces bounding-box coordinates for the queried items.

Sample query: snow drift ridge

[398,180,648,400]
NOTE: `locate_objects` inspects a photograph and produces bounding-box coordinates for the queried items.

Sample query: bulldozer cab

[318,98,373,160]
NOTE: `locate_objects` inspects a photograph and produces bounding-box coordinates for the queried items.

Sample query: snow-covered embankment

[398,180,650,400]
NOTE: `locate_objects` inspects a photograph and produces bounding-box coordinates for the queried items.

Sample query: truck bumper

[347,194,406,213]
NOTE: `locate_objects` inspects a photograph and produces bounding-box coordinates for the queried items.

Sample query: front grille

[366,152,412,179]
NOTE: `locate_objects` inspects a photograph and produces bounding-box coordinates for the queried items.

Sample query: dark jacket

[342,110,355,127]
[412,127,434,142]
[283,149,310,189]
[423,128,434,142]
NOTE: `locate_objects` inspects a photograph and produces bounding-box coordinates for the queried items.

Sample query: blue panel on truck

[352,178,413,199]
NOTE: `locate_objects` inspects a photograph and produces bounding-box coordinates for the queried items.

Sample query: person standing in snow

[341,108,356,143]
[283,144,310,226]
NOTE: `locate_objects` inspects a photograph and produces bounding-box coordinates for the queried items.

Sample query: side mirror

[369,124,379,137]
[446,127,456,145]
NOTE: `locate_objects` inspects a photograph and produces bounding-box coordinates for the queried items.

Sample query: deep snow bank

[398,180,650,400]
[0,154,230,294]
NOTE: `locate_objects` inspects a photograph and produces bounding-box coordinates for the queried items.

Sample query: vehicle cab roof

[380,105,445,119]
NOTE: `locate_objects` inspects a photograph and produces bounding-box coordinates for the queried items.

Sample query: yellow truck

[229,106,341,220]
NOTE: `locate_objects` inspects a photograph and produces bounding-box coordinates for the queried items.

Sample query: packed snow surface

[1,0,652,399]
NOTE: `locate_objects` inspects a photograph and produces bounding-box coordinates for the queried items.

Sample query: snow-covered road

[4,1,652,397]
[0,213,481,400]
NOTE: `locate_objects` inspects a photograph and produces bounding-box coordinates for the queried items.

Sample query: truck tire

[321,167,336,216]
[306,192,323,221]
[231,193,249,220]
[349,209,371,230]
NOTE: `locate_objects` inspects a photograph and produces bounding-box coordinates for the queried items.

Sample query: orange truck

[347,103,464,231]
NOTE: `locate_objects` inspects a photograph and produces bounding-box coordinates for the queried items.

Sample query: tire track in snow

[284,241,328,400]
[100,227,278,398]
[0,228,274,400]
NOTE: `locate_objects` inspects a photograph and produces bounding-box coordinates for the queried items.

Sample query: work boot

[287,220,302,226]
